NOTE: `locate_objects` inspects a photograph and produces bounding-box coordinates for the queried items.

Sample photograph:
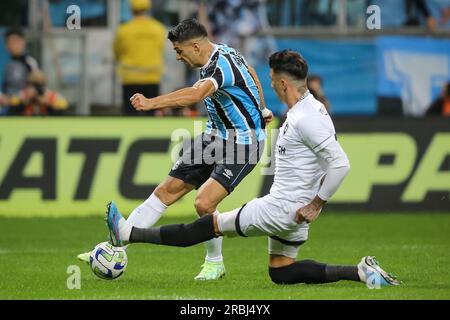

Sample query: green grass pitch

[1,212,450,300]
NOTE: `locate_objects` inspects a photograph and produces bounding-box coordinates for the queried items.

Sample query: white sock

[119,218,133,242]
[204,210,223,263]
[126,193,168,228]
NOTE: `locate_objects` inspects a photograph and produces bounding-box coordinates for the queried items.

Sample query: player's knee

[154,179,184,204]
[194,198,214,216]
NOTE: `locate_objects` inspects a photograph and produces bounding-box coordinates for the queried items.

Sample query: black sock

[325,264,360,282]
[269,260,328,284]
[130,226,162,244]
[129,214,216,247]
[269,259,359,284]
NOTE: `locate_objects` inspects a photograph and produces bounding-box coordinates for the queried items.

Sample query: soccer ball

[89,242,128,280]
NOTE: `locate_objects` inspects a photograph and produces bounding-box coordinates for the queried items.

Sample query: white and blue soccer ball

[89,242,128,280]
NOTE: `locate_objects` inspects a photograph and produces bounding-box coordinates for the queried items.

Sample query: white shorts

[217,194,309,259]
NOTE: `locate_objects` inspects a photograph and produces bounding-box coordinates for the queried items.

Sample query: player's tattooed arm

[130,80,216,111]
[295,195,326,224]
[248,66,273,124]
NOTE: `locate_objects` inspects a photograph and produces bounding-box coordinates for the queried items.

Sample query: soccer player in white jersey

[106,50,401,286]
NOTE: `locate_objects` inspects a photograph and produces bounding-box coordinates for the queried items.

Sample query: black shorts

[169,133,264,194]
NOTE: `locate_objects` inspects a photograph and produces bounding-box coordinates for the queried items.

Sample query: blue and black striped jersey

[199,44,266,145]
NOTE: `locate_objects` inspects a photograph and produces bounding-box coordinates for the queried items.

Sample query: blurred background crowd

[0,0,449,118]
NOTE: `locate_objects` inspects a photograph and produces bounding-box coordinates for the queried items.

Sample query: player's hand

[295,196,326,224]
[130,93,155,111]
[262,108,273,124]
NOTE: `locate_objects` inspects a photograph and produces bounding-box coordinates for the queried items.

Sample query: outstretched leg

[130,214,219,246]
[268,255,359,284]
[107,206,230,247]
[268,254,400,287]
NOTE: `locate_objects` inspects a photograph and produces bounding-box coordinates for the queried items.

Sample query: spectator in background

[6,70,68,116]
[307,74,331,113]
[426,82,450,117]
[198,0,260,52]
[1,28,39,115]
[405,0,437,32]
[439,6,450,26]
[113,0,166,116]
[197,0,276,66]
[300,0,338,26]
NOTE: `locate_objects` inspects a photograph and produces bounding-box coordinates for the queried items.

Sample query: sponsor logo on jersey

[278,146,286,155]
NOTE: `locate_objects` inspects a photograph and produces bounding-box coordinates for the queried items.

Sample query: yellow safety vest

[113,17,166,85]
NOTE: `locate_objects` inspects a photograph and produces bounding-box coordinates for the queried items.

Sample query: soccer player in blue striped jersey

[78,18,273,280]
[199,44,266,145]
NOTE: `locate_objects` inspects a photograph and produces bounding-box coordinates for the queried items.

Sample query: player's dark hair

[4,27,24,40]
[307,74,323,85]
[168,18,208,43]
[269,50,308,80]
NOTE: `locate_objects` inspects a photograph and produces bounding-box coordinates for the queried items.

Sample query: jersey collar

[289,90,311,112]
[201,45,218,70]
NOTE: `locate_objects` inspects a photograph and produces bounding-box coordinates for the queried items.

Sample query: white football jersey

[270,92,337,203]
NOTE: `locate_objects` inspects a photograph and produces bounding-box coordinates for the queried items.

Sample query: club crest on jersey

[319,104,328,116]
